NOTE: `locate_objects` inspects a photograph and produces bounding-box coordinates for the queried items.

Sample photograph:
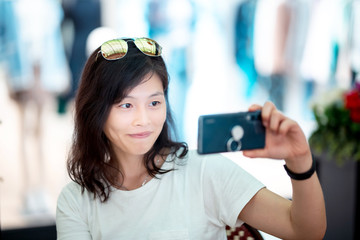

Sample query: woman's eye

[150,101,160,107]
[119,103,132,109]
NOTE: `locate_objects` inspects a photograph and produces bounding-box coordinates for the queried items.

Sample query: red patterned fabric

[226,223,264,240]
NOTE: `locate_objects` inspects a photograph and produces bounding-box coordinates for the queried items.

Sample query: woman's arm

[238,102,326,239]
[56,184,92,240]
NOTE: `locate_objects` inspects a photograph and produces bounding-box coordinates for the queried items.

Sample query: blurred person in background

[300,0,349,114]
[146,0,196,141]
[234,0,258,100]
[251,0,311,116]
[252,0,292,111]
[56,37,326,239]
[348,0,360,86]
[0,0,70,215]
[57,0,101,114]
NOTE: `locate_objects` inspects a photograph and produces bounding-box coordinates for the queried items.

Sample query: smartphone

[197,110,266,154]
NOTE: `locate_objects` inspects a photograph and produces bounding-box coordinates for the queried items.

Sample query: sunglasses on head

[98,37,162,60]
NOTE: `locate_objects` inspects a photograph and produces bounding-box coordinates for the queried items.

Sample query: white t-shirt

[56,150,264,240]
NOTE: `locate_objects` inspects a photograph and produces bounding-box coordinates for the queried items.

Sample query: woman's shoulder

[58,181,91,203]
[171,149,233,172]
[61,181,82,194]
[186,150,233,165]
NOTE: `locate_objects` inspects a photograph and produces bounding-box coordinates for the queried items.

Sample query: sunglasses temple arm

[95,50,101,62]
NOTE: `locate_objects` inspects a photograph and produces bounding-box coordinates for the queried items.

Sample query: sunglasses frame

[98,37,162,61]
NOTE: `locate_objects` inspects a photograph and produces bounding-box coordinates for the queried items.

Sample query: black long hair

[67,40,188,202]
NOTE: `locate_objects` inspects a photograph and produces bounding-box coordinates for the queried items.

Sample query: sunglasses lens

[101,39,128,60]
[134,38,162,56]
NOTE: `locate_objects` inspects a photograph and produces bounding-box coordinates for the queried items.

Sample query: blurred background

[0,0,358,239]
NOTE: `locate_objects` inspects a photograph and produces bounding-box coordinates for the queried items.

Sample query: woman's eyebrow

[149,91,164,98]
[123,91,164,100]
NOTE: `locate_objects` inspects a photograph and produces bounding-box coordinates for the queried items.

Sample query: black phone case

[197,110,265,154]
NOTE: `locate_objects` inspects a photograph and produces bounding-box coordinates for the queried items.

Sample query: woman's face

[103,73,167,158]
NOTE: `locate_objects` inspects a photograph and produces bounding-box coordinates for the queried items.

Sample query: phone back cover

[197,111,265,154]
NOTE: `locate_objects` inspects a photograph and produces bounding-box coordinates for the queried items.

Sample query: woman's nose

[133,107,150,126]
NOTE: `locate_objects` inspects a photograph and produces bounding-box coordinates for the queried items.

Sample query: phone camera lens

[229,140,240,151]
[248,112,261,121]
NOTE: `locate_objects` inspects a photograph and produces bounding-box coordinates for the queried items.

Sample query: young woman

[56,38,326,239]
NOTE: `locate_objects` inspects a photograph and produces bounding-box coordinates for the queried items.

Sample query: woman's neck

[115,153,145,175]
[111,148,168,190]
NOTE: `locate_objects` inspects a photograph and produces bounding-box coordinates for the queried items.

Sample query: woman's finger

[269,109,286,133]
[242,149,267,158]
[278,118,296,135]
[248,104,262,112]
[261,101,276,127]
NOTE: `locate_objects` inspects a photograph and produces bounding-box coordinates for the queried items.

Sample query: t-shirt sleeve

[56,182,92,240]
[201,153,265,228]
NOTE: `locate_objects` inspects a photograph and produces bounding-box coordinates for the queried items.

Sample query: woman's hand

[240,102,326,239]
[243,102,311,169]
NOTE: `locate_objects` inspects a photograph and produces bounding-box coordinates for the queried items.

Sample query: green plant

[309,82,360,166]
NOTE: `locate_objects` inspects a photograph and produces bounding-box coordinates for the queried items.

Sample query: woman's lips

[129,131,152,138]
